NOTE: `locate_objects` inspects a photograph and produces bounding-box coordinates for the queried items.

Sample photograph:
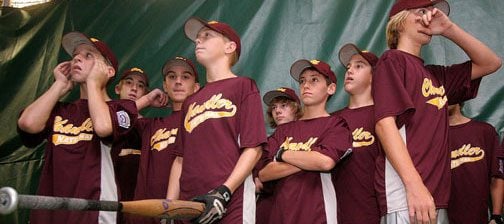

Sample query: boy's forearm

[223,146,262,193]
[282,150,336,171]
[87,82,112,137]
[166,156,183,199]
[258,161,301,182]
[490,177,504,214]
[442,23,502,79]
[18,82,67,133]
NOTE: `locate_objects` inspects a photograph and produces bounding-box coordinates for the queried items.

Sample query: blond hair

[386,10,410,49]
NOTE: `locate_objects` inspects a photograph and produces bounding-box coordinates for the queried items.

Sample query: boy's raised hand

[87,58,111,88]
[53,61,74,95]
[423,8,454,36]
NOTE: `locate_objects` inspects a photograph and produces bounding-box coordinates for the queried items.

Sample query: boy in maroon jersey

[258,59,352,224]
[166,17,267,224]
[111,67,148,223]
[124,56,200,224]
[447,103,504,224]
[255,87,301,223]
[332,43,380,223]
[373,0,502,223]
[17,32,136,224]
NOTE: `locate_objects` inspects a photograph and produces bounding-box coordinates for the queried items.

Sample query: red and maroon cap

[62,31,118,73]
[119,67,149,87]
[338,43,378,68]
[162,56,199,82]
[290,59,337,84]
[184,17,241,59]
[389,0,450,19]
[263,87,301,106]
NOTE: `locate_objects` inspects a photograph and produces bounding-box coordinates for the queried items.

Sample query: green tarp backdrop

[1,0,503,223]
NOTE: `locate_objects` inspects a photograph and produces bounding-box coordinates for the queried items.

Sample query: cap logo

[310,59,320,65]
[208,21,219,25]
[362,50,369,53]
[130,67,144,73]
[175,56,187,61]
[276,88,286,92]
[90,37,99,43]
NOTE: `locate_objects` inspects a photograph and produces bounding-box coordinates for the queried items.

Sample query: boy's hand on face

[146,88,169,108]
[87,58,110,88]
[53,61,74,95]
[422,8,454,36]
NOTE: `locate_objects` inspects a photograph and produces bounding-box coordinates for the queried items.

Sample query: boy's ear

[224,41,237,54]
[193,83,201,93]
[114,83,121,95]
[327,82,336,95]
[107,66,115,79]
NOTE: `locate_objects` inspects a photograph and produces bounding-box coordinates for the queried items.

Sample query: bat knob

[0,187,18,215]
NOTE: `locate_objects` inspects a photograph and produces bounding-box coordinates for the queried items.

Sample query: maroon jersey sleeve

[237,81,268,149]
[372,51,415,126]
[171,109,185,157]
[311,116,352,163]
[427,61,479,104]
[109,99,138,142]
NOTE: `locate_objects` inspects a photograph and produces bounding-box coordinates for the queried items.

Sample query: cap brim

[434,1,450,16]
[338,43,361,67]
[290,60,313,81]
[162,59,196,76]
[62,32,93,56]
[263,91,292,106]
[184,17,208,42]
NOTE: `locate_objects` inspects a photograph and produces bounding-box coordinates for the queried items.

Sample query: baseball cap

[389,0,450,19]
[119,67,149,87]
[263,87,301,106]
[290,59,337,84]
[338,43,379,68]
[62,31,118,73]
[184,17,241,59]
[162,56,199,82]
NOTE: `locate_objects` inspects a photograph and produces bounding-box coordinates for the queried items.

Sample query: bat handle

[0,187,19,215]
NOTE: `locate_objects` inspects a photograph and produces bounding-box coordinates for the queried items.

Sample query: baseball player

[17,32,137,224]
[166,17,267,224]
[332,43,380,223]
[373,0,502,223]
[110,67,149,224]
[447,103,504,224]
[125,57,200,224]
[258,59,352,224]
[255,87,301,223]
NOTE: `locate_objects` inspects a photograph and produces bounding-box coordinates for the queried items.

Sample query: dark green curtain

[1,0,503,223]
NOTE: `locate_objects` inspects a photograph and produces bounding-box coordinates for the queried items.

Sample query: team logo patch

[184,94,237,133]
[451,144,485,169]
[422,78,447,110]
[116,111,131,129]
[52,116,94,145]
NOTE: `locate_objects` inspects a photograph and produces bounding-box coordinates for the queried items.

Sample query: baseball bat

[0,187,204,220]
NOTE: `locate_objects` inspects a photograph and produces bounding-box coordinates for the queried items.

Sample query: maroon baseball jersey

[173,76,267,223]
[332,105,380,223]
[372,49,480,215]
[126,112,181,224]
[17,99,137,224]
[111,132,141,202]
[265,115,352,224]
[448,120,504,224]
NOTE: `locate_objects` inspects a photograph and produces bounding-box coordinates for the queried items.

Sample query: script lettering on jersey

[150,128,178,151]
[52,116,93,145]
[352,127,375,148]
[280,137,318,151]
[184,93,237,133]
[422,78,447,110]
[451,144,485,169]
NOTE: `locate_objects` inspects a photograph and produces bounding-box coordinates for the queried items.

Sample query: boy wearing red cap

[255,87,301,223]
[17,32,137,224]
[373,0,501,223]
[332,43,381,223]
[166,17,267,224]
[258,59,352,224]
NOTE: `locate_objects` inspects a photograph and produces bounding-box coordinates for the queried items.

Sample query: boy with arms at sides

[17,32,137,224]
[166,17,267,224]
[256,87,302,223]
[258,59,352,224]
[126,56,200,224]
[112,67,149,203]
[373,0,501,223]
[447,103,504,224]
[332,43,381,223]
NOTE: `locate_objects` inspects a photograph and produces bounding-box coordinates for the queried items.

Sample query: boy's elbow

[319,156,336,171]
[17,117,43,134]
[93,124,112,138]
